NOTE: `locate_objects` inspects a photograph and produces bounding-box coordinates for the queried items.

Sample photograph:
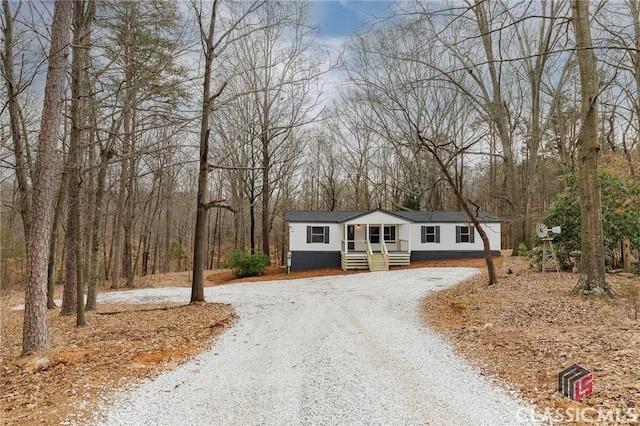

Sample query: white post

[366,224,369,247]
[344,223,348,253]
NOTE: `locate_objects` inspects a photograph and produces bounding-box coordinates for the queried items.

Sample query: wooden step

[368,253,389,271]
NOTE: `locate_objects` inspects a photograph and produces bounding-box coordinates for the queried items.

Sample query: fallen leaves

[421,256,640,426]
[0,301,236,425]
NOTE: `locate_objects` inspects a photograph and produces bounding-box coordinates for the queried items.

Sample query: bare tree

[1,0,33,238]
[328,97,375,210]
[21,0,71,354]
[390,1,523,251]
[95,0,188,289]
[59,0,94,325]
[190,0,263,303]
[595,0,640,176]
[507,1,572,248]
[228,1,323,256]
[346,15,499,283]
[570,0,612,295]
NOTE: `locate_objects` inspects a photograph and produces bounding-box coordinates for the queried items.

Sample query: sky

[311,0,393,38]
[308,1,394,103]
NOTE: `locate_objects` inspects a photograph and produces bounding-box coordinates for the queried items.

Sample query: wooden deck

[340,250,411,271]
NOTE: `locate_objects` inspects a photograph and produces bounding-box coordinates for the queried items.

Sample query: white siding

[289,220,501,253]
[288,223,343,251]
[343,211,412,225]
[409,222,501,252]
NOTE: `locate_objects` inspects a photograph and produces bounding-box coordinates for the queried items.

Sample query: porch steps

[368,253,389,271]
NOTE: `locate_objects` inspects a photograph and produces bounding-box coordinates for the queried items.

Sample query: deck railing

[365,239,374,265]
[342,239,410,253]
[342,239,370,253]
[380,239,390,269]
[341,239,409,269]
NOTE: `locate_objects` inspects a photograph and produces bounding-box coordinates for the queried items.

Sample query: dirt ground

[422,256,640,426]
[1,257,638,425]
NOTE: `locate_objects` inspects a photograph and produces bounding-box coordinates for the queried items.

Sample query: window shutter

[470,226,475,243]
[456,226,461,243]
[421,226,426,243]
[324,226,330,244]
[391,226,396,241]
[307,226,312,243]
[436,226,440,243]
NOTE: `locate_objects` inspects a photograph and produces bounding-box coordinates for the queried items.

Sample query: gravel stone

[94,267,541,426]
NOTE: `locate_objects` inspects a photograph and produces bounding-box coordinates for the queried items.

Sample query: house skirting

[289,251,341,271]
[289,250,502,271]
[410,250,501,261]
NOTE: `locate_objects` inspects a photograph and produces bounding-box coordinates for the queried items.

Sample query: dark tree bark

[191,0,217,303]
[22,0,72,355]
[419,135,498,285]
[571,0,613,296]
[2,0,33,239]
[47,162,69,309]
[191,0,262,303]
[473,0,524,254]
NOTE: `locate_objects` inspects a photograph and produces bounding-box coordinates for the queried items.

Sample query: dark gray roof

[393,210,502,223]
[284,209,501,223]
[284,211,368,223]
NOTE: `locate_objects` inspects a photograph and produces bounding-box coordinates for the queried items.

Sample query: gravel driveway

[95,267,540,426]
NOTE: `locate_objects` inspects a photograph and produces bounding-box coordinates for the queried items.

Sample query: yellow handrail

[381,239,389,256]
[380,239,390,269]
[365,240,374,266]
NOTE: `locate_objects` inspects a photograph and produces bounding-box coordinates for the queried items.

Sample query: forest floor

[422,256,640,425]
[1,256,639,425]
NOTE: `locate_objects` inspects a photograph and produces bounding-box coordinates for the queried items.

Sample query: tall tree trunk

[60,155,79,317]
[125,156,136,288]
[61,0,90,320]
[85,147,110,310]
[419,136,498,285]
[191,0,261,301]
[47,168,69,309]
[474,0,524,253]
[2,0,32,239]
[192,124,211,302]
[191,0,220,303]
[250,196,256,254]
[630,0,640,177]
[571,0,612,296]
[22,0,72,355]
[261,133,270,256]
[163,193,172,273]
[111,159,127,289]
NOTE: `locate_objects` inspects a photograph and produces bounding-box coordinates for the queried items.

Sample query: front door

[347,225,355,250]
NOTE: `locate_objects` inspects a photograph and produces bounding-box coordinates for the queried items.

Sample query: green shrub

[222,250,270,278]
[535,170,640,271]
[517,242,531,257]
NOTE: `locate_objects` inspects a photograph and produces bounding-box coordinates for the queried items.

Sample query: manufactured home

[284,209,501,271]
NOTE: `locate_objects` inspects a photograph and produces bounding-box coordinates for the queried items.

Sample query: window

[421,226,440,243]
[369,226,380,244]
[307,226,329,244]
[383,226,396,242]
[456,225,475,243]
